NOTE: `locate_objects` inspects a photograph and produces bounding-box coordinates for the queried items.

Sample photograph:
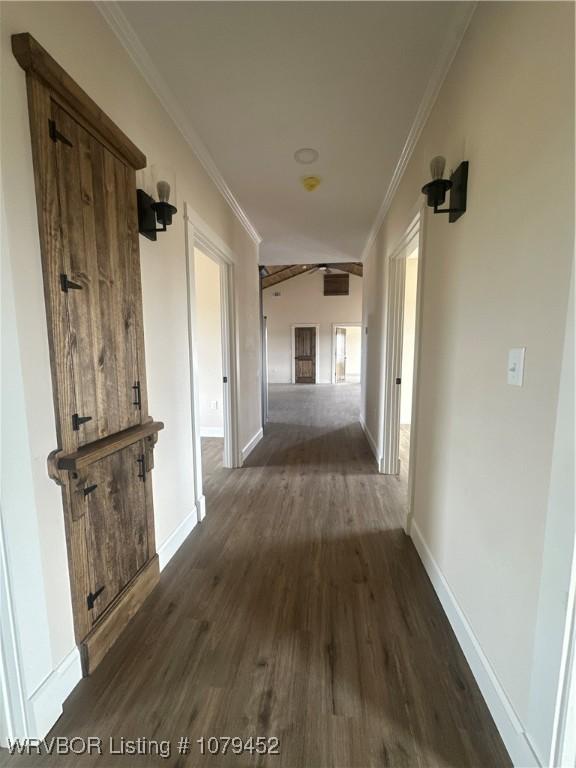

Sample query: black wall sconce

[421,156,468,223]
[137,181,177,241]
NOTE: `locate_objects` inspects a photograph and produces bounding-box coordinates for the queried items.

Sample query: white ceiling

[117,2,472,264]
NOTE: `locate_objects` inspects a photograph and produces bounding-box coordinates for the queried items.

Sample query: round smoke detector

[294,147,319,164]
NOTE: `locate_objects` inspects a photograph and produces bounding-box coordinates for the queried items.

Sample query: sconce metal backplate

[448,161,469,223]
[137,189,158,241]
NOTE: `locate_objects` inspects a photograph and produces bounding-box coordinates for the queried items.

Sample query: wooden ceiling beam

[261,264,316,289]
[263,265,290,275]
[325,262,363,277]
[261,261,363,289]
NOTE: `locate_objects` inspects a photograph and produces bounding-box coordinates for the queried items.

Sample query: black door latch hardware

[87,585,105,610]
[132,381,142,409]
[60,274,83,292]
[72,413,92,431]
[83,484,98,497]
[48,119,73,147]
[136,454,146,481]
[223,376,228,383]
[395,377,402,385]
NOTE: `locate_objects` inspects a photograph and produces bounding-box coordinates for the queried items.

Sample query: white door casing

[184,204,241,522]
[379,204,426,534]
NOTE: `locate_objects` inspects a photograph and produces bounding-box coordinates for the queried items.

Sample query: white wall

[194,249,224,437]
[400,257,418,424]
[362,3,574,764]
[0,0,261,738]
[263,271,362,384]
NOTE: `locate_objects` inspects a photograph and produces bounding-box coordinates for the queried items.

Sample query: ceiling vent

[324,274,349,296]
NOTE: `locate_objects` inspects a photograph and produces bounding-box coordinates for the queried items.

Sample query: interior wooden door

[52,102,144,448]
[335,327,347,383]
[294,327,316,383]
[14,33,162,675]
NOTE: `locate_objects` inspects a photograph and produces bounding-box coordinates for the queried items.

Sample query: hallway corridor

[8,386,509,767]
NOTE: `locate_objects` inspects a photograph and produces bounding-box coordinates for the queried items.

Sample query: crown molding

[97,2,262,245]
[361,2,477,262]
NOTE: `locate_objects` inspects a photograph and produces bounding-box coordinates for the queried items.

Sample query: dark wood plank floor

[2,384,510,767]
[202,436,224,482]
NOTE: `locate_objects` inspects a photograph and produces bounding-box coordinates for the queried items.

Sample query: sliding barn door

[14,33,162,675]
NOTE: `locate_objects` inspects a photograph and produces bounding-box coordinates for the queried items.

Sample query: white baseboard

[200,426,224,438]
[196,495,206,523]
[27,647,82,739]
[158,511,197,571]
[241,428,264,464]
[359,416,384,471]
[410,521,541,767]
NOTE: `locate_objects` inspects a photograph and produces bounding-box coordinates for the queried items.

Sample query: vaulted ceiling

[115,2,473,264]
[261,263,363,289]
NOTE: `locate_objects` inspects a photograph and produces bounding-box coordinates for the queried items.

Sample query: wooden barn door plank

[26,82,78,454]
[84,442,148,623]
[52,103,100,445]
[113,160,142,426]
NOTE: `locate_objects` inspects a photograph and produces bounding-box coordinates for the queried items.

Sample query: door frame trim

[551,555,576,766]
[291,324,320,384]
[184,205,241,523]
[331,323,362,384]
[379,202,426,533]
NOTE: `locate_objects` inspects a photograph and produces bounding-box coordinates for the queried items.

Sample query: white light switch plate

[508,347,526,386]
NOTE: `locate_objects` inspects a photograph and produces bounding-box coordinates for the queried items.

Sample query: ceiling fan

[309,263,333,274]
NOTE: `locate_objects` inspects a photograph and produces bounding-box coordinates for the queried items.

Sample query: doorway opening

[332,324,362,384]
[261,266,363,430]
[381,211,423,530]
[291,325,319,383]
[185,206,240,522]
[398,246,419,489]
[194,247,225,482]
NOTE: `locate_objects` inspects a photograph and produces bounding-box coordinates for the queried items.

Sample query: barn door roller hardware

[83,484,98,497]
[422,157,468,223]
[87,585,105,610]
